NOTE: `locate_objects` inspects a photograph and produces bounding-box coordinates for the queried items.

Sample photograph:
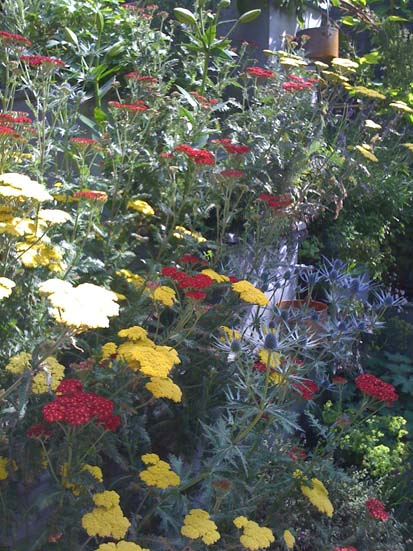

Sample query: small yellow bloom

[82,491,130,539]
[152,285,176,306]
[233,516,274,550]
[220,325,241,341]
[181,509,220,545]
[232,280,269,307]
[331,57,359,70]
[402,143,413,152]
[127,199,155,216]
[355,144,378,162]
[95,543,150,551]
[173,225,206,243]
[300,477,334,517]
[283,529,295,549]
[118,326,149,342]
[351,86,386,100]
[0,456,9,480]
[101,342,118,361]
[0,277,15,300]
[139,453,180,489]
[145,377,182,402]
[365,119,382,130]
[389,100,413,113]
[201,269,229,283]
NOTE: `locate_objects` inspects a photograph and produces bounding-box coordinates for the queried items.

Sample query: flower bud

[238,9,261,23]
[173,7,197,26]
[264,333,278,350]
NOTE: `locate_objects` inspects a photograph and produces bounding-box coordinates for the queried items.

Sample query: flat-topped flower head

[20,55,65,67]
[355,374,398,403]
[233,516,274,550]
[181,509,220,545]
[0,31,32,47]
[232,280,269,306]
[300,477,334,517]
[365,498,389,520]
[0,173,52,202]
[139,453,180,488]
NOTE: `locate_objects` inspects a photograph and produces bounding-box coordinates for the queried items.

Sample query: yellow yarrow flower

[283,529,295,549]
[351,86,386,100]
[0,277,15,299]
[117,269,145,289]
[300,477,334,517]
[139,453,180,489]
[39,279,119,332]
[82,491,130,539]
[118,326,150,342]
[17,240,64,272]
[0,456,9,480]
[101,342,118,361]
[365,119,382,130]
[181,509,220,545]
[355,144,378,162]
[173,225,206,243]
[95,543,150,551]
[233,516,274,550]
[61,463,103,495]
[127,199,155,216]
[232,281,269,307]
[152,285,176,307]
[5,352,31,373]
[331,57,359,70]
[118,343,180,378]
[220,325,242,341]
[389,100,413,113]
[145,376,182,402]
[201,269,229,283]
[31,357,65,394]
[402,143,413,152]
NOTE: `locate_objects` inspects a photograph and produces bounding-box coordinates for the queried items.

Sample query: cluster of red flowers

[175,144,215,165]
[70,137,100,148]
[355,373,398,403]
[293,380,318,400]
[0,125,21,139]
[224,144,250,155]
[20,55,65,67]
[190,91,219,108]
[162,266,215,301]
[365,498,389,521]
[334,547,358,551]
[108,100,148,112]
[178,253,203,265]
[0,112,32,125]
[245,66,274,79]
[73,190,108,202]
[259,193,292,211]
[332,376,347,385]
[42,379,120,430]
[0,31,32,47]
[288,447,307,461]
[252,360,268,373]
[282,74,317,92]
[125,72,158,84]
[26,423,53,439]
[219,170,245,178]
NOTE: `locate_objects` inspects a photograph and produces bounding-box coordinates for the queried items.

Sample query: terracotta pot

[296,26,339,62]
[277,299,328,334]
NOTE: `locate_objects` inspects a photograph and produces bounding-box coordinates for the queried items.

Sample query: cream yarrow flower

[0,277,15,299]
[355,144,378,162]
[39,279,119,332]
[181,509,220,545]
[145,377,182,402]
[389,100,413,113]
[38,209,72,225]
[232,280,269,306]
[300,477,334,517]
[127,199,155,216]
[139,453,180,489]
[283,529,295,549]
[81,491,130,539]
[233,516,274,550]
[0,173,52,202]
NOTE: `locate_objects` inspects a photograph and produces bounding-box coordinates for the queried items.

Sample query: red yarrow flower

[334,547,358,551]
[175,144,215,165]
[0,31,32,47]
[288,447,307,461]
[293,380,318,400]
[245,66,274,78]
[252,360,267,373]
[0,125,21,138]
[177,274,213,290]
[223,144,250,155]
[108,100,148,112]
[355,373,398,403]
[26,423,53,438]
[259,193,292,211]
[365,498,389,521]
[70,137,100,148]
[219,170,245,178]
[178,254,201,265]
[332,376,347,385]
[125,72,157,83]
[0,112,32,125]
[20,55,65,67]
[185,290,206,301]
[73,190,108,202]
[161,266,180,278]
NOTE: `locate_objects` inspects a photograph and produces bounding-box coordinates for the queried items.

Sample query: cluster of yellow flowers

[232,280,269,307]
[116,326,182,402]
[5,353,65,394]
[233,516,274,550]
[82,491,130,539]
[139,454,180,489]
[201,269,229,283]
[127,199,155,216]
[39,279,120,332]
[173,225,206,243]
[117,268,176,307]
[0,173,52,202]
[283,529,295,549]
[61,463,103,495]
[0,456,8,480]
[181,508,221,545]
[300,477,334,517]
[0,277,15,300]
[95,543,150,551]
[219,325,241,342]
[16,238,64,272]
